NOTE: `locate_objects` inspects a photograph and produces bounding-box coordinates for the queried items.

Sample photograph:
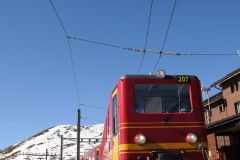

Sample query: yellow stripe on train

[119,125,205,129]
[120,122,205,125]
[119,150,203,155]
[119,142,207,151]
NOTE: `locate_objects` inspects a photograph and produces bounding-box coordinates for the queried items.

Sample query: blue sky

[0,0,239,149]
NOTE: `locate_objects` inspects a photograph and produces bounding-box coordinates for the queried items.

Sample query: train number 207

[177,76,190,83]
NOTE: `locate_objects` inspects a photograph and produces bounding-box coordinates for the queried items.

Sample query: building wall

[207,133,217,160]
[222,75,240,117]
[207,133,232,160]
[205,75,240,125]
[204,71,240,160]
[204,99,228,125]
[210,105,228,123]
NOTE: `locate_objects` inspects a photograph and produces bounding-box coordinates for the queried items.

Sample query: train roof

[120,74,198,80]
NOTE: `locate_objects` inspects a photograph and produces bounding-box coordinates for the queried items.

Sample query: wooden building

[203,68,240,160]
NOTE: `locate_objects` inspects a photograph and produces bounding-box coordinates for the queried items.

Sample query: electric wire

[67,35,143,53]
[147,51,240,56]
[49,0,81,106]
[68,35,240,56]
[79,103,106,111]
[81,116,104,123]
[152,0,178,73]
[49,0,68,37]
[137,0,154,74]
[174,53,239,56]
[68,34,240,56]
[67,39,81,105]
[50,0,239,58]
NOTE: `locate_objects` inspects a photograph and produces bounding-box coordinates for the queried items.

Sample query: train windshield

[134,84,191,113]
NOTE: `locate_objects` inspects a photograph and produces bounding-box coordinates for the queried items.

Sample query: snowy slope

[0,124,104,160]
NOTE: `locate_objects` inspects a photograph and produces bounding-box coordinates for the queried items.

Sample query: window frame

[231,82,239,93]
[219,105,225,112]
[134,83,192,113]
[235,101,240,114]
[112,95,118,135]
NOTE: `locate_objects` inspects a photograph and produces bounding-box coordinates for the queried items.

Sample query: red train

[81,70,208,160]
[81,145,100,160]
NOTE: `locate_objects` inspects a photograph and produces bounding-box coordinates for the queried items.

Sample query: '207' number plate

[177,75,190,83]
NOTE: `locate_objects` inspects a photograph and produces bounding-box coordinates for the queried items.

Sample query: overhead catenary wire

[69,33,240,55]
[49,0,81,106]
[49,0,240,97]
[81,116,104,123]
[152,0,178,73]
[49,0,68,37]
[67,35,144,53]
[68,35,240,56]
[138,0,154,74]
[79,103,106,111]
[143,51,240,56]
[67,39,81,104]
[169,52,240,56]
[49,0,239,63]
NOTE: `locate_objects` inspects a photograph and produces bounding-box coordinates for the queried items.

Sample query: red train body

[81,73,208,160]
[81,145,100,160]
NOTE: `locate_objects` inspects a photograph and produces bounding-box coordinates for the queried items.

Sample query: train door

[112,91,119,160]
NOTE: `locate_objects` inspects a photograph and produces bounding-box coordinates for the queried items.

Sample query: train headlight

[155,69,166,78]
[135,134,146,145]
[186,133,197,144]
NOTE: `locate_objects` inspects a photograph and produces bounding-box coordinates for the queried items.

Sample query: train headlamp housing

[186,133,198,144]
[155,69,166,78]
[135,134,146,145]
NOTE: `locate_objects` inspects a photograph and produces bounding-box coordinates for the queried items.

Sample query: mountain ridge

[0,124,104,160]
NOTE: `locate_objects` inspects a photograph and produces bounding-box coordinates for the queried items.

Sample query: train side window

[112,95,118,135]
[107,111,109,135]
[105,110,109,138]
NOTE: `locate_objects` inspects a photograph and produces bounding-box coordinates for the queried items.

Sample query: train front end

[117,72,208,160]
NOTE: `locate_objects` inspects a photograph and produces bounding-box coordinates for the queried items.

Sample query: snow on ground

[0,124,104,160]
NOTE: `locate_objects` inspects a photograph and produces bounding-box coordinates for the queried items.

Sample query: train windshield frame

[134,83,191,113]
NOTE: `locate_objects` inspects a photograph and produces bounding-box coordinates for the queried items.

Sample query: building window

[208,110,212,116]
[216,136,230,149]
[231,82,238,93]
[219,105,225,112]
[235,101,240,114]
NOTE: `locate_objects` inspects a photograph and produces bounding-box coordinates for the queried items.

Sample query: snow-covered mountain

[0,124,104,160]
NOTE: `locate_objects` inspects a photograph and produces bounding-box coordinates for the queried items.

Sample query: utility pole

[202,87,211,124]
[45,149,48,160]
[60,135,63,160]
[77,109,81,160]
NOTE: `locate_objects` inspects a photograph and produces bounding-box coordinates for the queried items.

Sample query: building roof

[207,113,240,134]
[202,92,223,107]
[210,67,240,87]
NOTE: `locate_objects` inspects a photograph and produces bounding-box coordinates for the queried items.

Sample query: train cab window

[134,84,191,113]
[112,95,118,135]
